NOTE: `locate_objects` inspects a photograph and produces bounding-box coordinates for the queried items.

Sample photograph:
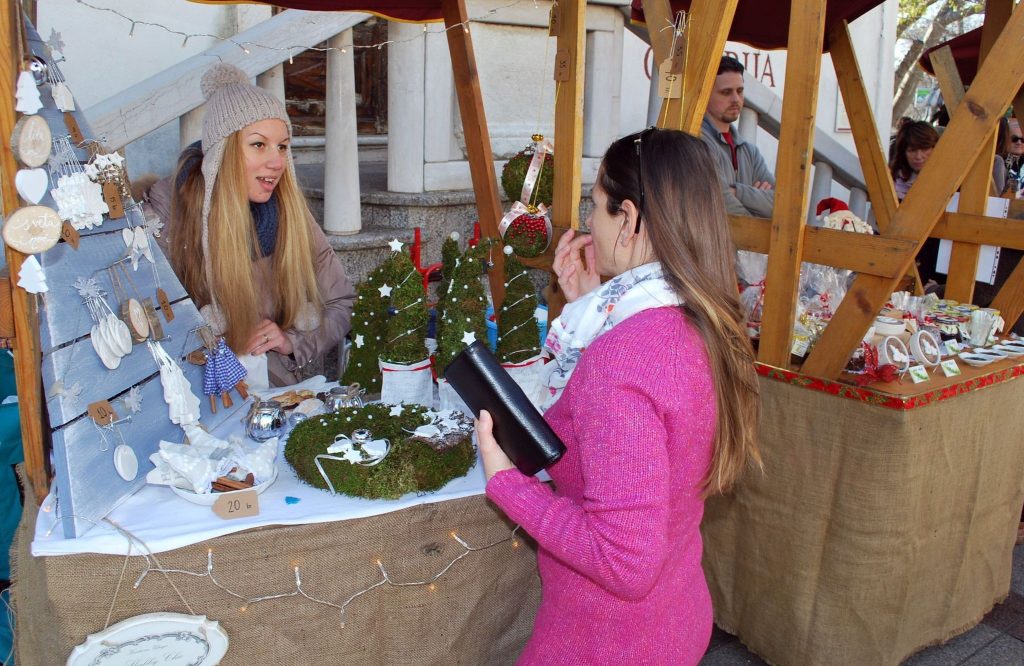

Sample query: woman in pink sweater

[478,129,761,664]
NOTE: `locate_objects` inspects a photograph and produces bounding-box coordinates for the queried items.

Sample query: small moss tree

[342,262,391,392]
[496,245,540,363]
[382,250,428,364]
[436,241,490,375]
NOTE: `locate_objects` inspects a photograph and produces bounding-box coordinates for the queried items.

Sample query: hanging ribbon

[519,135,554,205]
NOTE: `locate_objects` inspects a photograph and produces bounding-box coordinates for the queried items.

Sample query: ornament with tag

[61,221,80,249]
[64,112,84,145]
[548,3,561,36]
[554,48,571,82]
[88,400,118,426]
[102,181,124,219]
[940,358,962,377]
[157,288,174,322]
[658,61,682,99]
[212,489,259,519]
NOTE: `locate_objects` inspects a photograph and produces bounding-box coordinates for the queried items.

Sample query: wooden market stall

[627,1,1024,664]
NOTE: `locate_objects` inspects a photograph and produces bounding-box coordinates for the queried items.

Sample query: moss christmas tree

[382,247,429,364]
[342,261,391,392]
[437,240,491,375]
[496,245,540,363]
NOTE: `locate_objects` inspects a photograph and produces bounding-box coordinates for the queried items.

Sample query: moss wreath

[284,403,476,500]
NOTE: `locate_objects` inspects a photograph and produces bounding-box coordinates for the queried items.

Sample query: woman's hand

[552,229,599,302]
[246,319,294,356]
[476,410,515,481]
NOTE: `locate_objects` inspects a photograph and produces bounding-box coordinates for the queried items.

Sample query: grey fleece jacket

[700,116,775,218]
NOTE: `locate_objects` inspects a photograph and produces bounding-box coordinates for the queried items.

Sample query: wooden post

[440,0,506,309]
[803,6,1024,379]
[944,0,1011,302]
[756,0,826,367]
[678,0,738,136]
[829,20,922,292]
[1,0,47,504]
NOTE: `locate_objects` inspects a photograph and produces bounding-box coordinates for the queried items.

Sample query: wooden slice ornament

[121,298,150,343]
[142,297,163,340]
[10,114,51,167]
[2,205,62,254]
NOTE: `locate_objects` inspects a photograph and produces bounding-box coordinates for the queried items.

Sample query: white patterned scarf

[538,262,683,412]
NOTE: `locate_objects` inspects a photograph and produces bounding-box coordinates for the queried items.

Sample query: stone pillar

[324,29,361,235]
[646,73,661,128]
[388,21,426,193]
[179,105,204,151]
[583,28,621,157]
[738,107,758,144]
[849,187,868,220]
[235,5,285,104]
[257,67,286,104]
[424,28,459,163]
[809,161,833,222]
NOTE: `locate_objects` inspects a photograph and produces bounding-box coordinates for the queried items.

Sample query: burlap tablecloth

[11,480,540,665]
[703,373,1024,666]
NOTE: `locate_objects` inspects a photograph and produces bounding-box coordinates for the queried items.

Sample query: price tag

[87,400,118,426]
[658,60,682,99]
[548,3,560,36]
[908,365,930,383]
[553,48,571,82]
[212,489,259,520]
[943,340,961,355]
[669,34,687,72]
[102,181,124,219]
[60,221,80,249]
[940,358,962,377]
[64,112,84,145]
[156,288,174,322]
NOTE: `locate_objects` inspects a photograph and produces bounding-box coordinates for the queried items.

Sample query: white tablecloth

[32,378,490,556]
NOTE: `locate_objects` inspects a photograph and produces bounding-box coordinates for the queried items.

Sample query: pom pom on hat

[200,63,250,100]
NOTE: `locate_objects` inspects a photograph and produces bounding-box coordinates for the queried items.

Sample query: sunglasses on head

[631,127,656,234]
[1012,136,1024,144]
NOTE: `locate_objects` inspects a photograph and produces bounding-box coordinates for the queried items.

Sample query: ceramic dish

[959,353,994,367]
[991,344,1024,358]
[975,347,1009,360]
[169,466,278,506]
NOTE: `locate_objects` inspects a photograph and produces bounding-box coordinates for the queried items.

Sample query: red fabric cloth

[630,0,883,52]
[192,1,444,22]
[487,308,715,664]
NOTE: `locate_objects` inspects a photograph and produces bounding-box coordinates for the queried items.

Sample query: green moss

[497,252,540,363]
[284,403,476,500]
[501,145,554,207]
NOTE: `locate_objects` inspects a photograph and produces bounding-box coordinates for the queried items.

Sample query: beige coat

[146,176,356,386]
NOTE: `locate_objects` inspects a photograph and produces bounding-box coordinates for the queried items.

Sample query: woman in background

[890,120,942,287]
[476,128,761,664]
[147,64,355,386]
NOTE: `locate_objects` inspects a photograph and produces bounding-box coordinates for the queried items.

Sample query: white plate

[113,444,138,481]
[170,466,278,506]
[960,353,993,367]
[975,348,1009,359]
[991,344,1024,358]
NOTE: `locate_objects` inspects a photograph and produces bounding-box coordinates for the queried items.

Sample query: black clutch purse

[444,341,566,476]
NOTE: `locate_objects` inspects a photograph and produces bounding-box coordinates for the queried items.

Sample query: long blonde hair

[599,128,761,496]
[169,133,322,350]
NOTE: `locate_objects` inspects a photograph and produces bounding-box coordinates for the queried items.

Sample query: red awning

[919,27,981,86]
[630,0,884,52]
[191,1,444,22]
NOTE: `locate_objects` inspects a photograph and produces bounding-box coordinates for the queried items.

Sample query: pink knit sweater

[487,307,716,665]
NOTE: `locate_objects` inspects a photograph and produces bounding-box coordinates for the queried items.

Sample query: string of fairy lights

[35,507,524,630]
[68,0,546,58]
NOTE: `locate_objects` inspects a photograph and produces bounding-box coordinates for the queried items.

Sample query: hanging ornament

[501,134,554,207]
[148,340,201,427]
[16,255,48,294]
[2,205,62,254]
[85,150,132,217]
[45,29,66,60]
[51,138,109,230]
[15,167,48,204]
[15,70,42,114]
[498,201,552,258]
[201,338,248,413]
[11,115,51,168]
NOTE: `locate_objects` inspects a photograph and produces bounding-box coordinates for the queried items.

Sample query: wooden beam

[803,5,1024,379]
[944,1,1009,302]
[441,0,505,308]
[640,0,673,64]
[929,46,966,112]
[756,0,826,367]
[678,0,738,135]
[729,215,915,278]
[938,211,1024,249]
[1,0,47,504]
[547,0,586,319]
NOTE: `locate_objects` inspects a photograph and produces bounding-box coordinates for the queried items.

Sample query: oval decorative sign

[10,114,52,168]
[3,205,62,254]
[66,612,229,666]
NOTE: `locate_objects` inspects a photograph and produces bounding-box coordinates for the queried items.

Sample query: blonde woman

[477,128,761,664]
[147,64,355,386]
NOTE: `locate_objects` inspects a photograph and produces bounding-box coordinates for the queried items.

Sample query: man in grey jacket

[700,56,775,218]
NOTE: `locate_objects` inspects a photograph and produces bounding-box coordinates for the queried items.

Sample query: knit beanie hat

[197,63,292,335]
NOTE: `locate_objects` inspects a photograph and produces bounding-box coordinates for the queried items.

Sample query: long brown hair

[599,128,761,496]
[168,133,322,351]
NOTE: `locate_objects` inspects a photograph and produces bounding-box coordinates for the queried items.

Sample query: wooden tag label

[658,60,682,99]
[88,400,118,426]
[156,288,174,322]
[11,115,52,168]
[2,205,62,254]
[64,112,84,144]
[548,4,560,36]
[554,48,571,82]
[102,181,125,219]
[212,489,259,520]
[61,221,80,249]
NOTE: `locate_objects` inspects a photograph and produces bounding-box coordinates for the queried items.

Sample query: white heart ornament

[15,168,48,204]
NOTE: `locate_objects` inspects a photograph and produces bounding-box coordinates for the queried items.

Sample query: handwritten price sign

[212,489,259,519]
